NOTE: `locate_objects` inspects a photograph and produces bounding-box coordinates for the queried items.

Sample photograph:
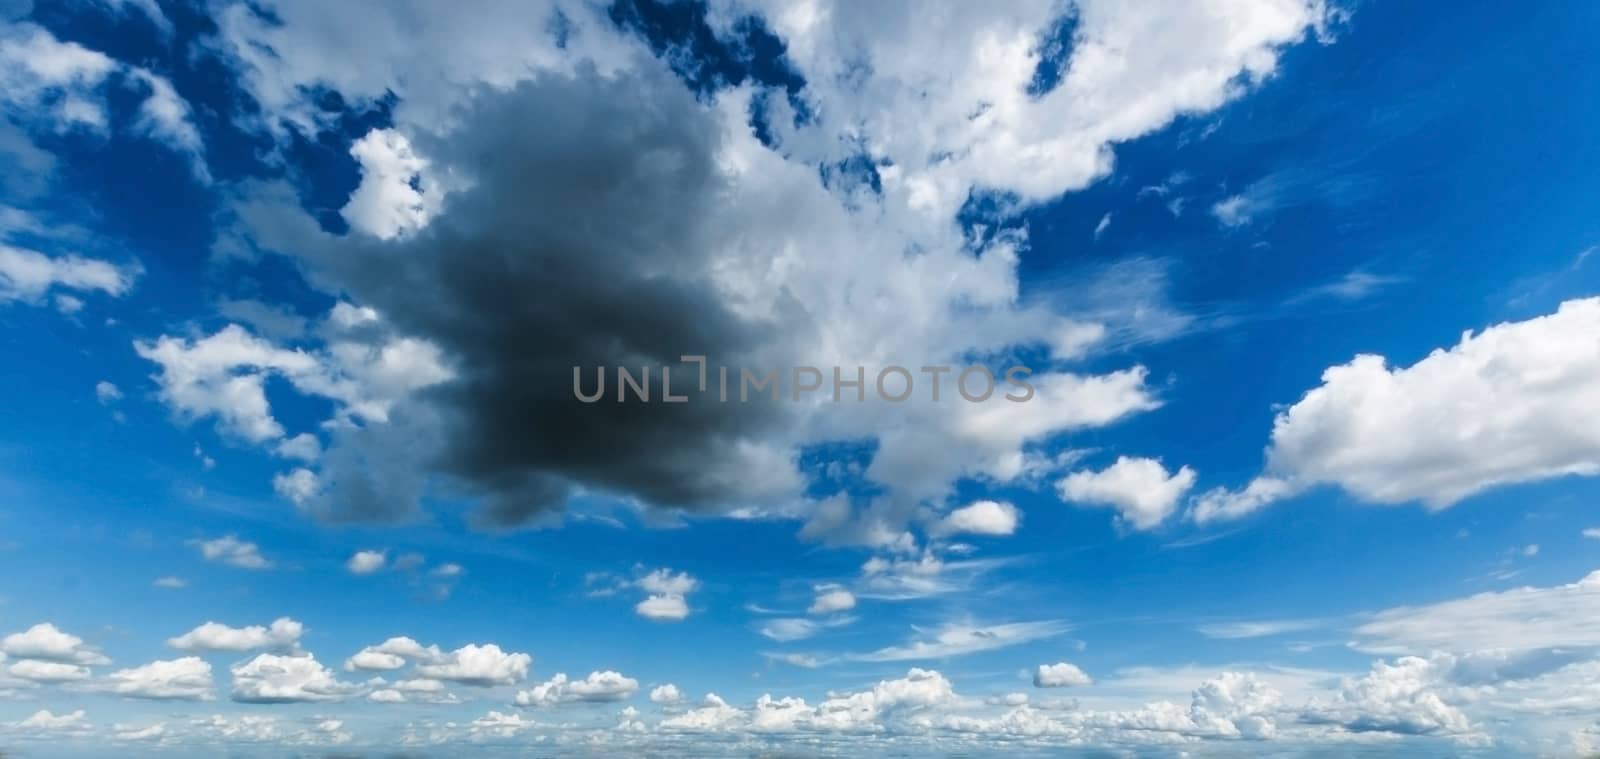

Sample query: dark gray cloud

[239,67,806,526]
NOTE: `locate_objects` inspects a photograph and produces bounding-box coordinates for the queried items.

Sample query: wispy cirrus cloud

[848,620,1071,662]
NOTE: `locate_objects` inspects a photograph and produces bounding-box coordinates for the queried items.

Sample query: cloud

[1058,456,1197,530]
[432,562,464,578]
[0,23,205,171]
[636,595,690,622]
[100,657,213,700]
[136,316,451,453]
[931,500,1019,537]
[1033,661,1092,688]
[215,298,309,341]
[760,608,854,643]
[412,643,530,687]
[11,709,89,734]
[188,536,273,570]
[0,23,116,128]
[1288,270,1405,304]
[650,683,683,704]
[1211,192,1266,227]
[1352,569,1600,655]
[634,568,698,622]
[736,0,1332,215]
[1093,213,1111,241]
[7,659,90,683]
[758,618,819,643]
[1,622,109,665]
[1300,657,1474,738]
[371,677,459,706]
[206,16,1234,537]
[341,128,440,240]
[344,636,441,672]
[130,70,208,181]
[514,670,639,707]
[275,433,322,462]
[850,620,1069,662]
[94,380,121,404]
[1197,619,1323,640]
[0,244,136,304]
[807,586,856,615]
[856,550,1015,601]
[1188,476,1296,525]
[229,652,360,703]
[167,618,302,653]
[1194,298,1600,522]
[659,668,957,734]
[345,550,386,575]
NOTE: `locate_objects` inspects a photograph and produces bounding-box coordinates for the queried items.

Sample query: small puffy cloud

[167,618,302,653]
[413,643,530,687]
[152,576,186,589]
[275,432,322,462]
[0,244,137,304]
[636,594,690,622]
[932,499,1020,537]
[1211,193,1263,227]
[514,670,639,707]
[8,659,90,683]
[346,550,387,575]
[1194,298,1600,522]
[650,683,683,704]
[273,468,320,506]
[13,709,89,733]
[638,568,697,595]
[230,652,359,703]
[95,380,121,404]
[431,562,464,577]
[1058,456,1197,530]
[367,677,456,705]
[1189,476,1296,525]
[1586,528,1600,540]
[1033,661,1092,688]
[807,586,856,616]
[188,536,272,570]
[100,657,213,700]
[342,128,441,240]
[634,568,697,622]
[344,636,441,672]
[367,688,405,704]
[987,692,1030,707]
[1,622,110,665]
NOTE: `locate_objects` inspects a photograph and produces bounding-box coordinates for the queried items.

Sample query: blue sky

[1,0,1599,756]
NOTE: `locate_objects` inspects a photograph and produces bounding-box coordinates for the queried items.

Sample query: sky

[1,0,1599,756]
